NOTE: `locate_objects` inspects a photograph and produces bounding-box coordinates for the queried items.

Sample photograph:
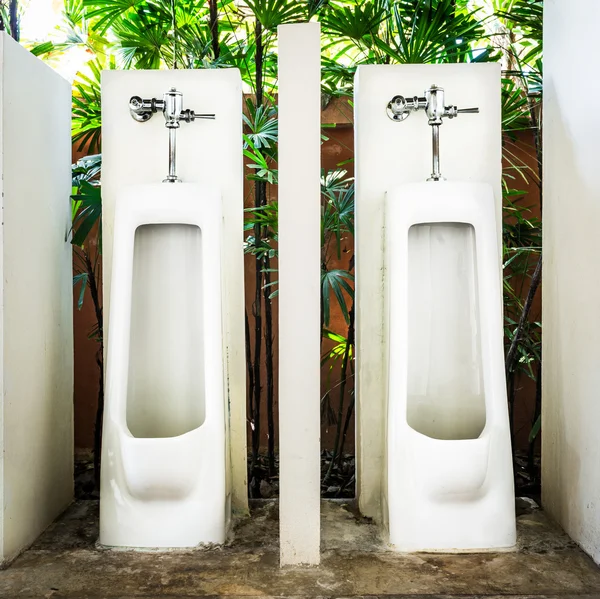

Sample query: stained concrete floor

[1,500,600,599]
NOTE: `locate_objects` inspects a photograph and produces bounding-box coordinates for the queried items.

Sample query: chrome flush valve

[129,87,215,182]
[386,84,479,181]
[386,94,428,121]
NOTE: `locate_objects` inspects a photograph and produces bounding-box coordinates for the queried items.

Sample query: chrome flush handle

[386,84,479,181]
[128,87,215,183]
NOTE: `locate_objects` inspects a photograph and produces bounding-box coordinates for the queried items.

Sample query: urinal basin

[407,428,490,499]
[385,181,516,551]
[120,428,204,500]
[100,182,228,548]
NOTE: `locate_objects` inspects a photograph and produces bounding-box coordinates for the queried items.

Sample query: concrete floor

[1,500,600,598]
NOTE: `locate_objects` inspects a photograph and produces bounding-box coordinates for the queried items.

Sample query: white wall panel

[542,0,600,564]
[0,33,73,562]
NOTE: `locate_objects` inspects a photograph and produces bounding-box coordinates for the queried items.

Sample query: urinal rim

[117,419,209,442]
[400,420,493,444]
[387,193,506,447]
[385,179,495,194]
[111,187,225,446]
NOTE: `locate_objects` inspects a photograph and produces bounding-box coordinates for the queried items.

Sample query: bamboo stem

[249,18,265,497]
[209,0,220,59]
[263,264,276,476]
[325,303,354,481]
[81,248,104,490]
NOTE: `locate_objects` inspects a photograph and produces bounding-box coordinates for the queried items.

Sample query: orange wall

[72,144,102,449]
[71,99,540,455]
[504,130,542,452]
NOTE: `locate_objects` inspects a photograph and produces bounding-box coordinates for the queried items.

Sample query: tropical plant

[495,0,543,488]
[320,0,497,99]
[0,0,20,40]
[71,153,103,487]
[239,0,307,495]
[320,171,354,484]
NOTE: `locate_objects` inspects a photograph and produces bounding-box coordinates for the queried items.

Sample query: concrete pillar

[0,33,73,563]
[542,0,600,564]
[278,22,321,566]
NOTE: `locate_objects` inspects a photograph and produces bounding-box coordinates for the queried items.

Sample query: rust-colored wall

[73,262,102,449]
[319,121,355,449]
[72,98,540,456]
[503,130,542,452]
[72,144,102,449]
[242,98,355,452]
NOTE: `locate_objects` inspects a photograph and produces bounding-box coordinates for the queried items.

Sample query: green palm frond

[243,98,278,153]
[113,16,169,68]
[501,77,531,134]
[321,329,353,366]
[322,269,354,326]
[73,272,89,310]
[245,0,307,30]
[322,170,355,257]
[376,0,494,64]
[321,57,356,97]
[244,202,279,238]
[72,154,102,190]
[243,135,278,184]
[29,0,109,58]
[321,0,388,43]
[82,0,148,34]
[72,57,113,152]
[71,181,102,249]
[497,0,543,45]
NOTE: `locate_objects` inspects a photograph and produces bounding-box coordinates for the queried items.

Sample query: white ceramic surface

[0,33,73,563]
[385,181,515,552]
[100,183,227,548]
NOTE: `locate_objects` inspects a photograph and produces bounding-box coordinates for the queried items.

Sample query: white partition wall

[354,64,502,522]
[277,23,321,566]
[0,34,73,563]
[101,70,247,514]
[542,0,600,564]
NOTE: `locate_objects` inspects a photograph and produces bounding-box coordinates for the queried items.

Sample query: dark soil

[74,451,98,500]
[247,451,355,499]
[514,449,541,501]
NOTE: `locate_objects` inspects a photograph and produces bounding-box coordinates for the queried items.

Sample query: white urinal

[100,183,227,548]
[385,181,516,552]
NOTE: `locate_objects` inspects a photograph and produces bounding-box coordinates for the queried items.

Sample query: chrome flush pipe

[425,85,444,181]
[431,124,441,181]
[166,127,179,183]
[387,84,479,181]
[128,87,215,183]
[163,88,183,183]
